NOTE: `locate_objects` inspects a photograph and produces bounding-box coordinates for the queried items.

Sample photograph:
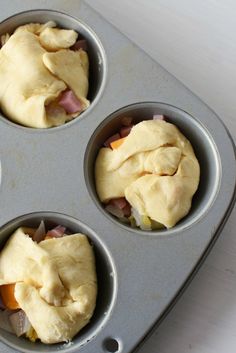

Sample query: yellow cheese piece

[110,137,126,149]
[95,120,200,228]
[0,229,97,343]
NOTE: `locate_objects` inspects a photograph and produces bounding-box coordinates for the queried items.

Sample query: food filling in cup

[0,21,90,128]
[0,221,97,343]
[95,115,200,230]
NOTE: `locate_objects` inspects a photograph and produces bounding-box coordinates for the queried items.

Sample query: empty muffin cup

[84,102,221,235]
[0,212,117,353]
[0,10,107,129]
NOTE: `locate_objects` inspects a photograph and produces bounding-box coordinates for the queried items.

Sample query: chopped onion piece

[0,309,15,333]
[71,39,87,51]
[131,207,141,226]
[110,197,127,210]
[33,220,46,243]
[123,203,131,217]
[131,208,152,230]
[45,103,66,119]
[106,198,131,218]
[9,310,31,337]
[46,225,66,238]
[104,133,121,148]
[58,90,82,114]
[153,114,165,120]
[105,204,124,218]
[118,216,130,224]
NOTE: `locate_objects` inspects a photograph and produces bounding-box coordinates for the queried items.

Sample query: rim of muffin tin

[84,101,222,237]
[0,212,117,353]
[0,9,108,131]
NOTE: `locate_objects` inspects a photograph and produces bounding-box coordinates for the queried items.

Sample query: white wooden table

[87,1,236,352]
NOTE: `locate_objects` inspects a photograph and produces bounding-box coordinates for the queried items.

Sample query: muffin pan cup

[0,212,117,353]
[0,2,235,353]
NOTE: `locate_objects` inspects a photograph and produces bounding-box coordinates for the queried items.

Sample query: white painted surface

[87,0,236,133]
[86,1,236,352]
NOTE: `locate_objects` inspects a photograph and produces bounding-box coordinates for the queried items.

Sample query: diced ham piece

[153,114,165,120]
[105,204,124,218]
[58,90,82,114]
[71,39,87,51]
[106,198,131,218]
[33,220,46,243]
[46,225,66,238]
[123,203,131,217]
[110,197,127,210]
[104,133,121,148]
[121,116,133,126]
[120,125,133,137]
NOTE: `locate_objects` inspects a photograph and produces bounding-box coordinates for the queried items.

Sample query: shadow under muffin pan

[0,9,107,130]
[0,212,117,353]
[0,2,235,353]
[85,102,221,236]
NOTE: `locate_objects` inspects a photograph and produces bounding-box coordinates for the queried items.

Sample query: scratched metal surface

[0,1,235,353]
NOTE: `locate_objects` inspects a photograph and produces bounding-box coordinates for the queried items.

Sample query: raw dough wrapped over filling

[0,21,89,128]
[0,223,97,344]
[95,118,200,229]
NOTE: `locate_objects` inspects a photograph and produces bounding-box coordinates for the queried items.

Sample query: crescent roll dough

[43,49,89,110]
[0,228,97,343]
[95,120,200,228]
[0,22,89,128]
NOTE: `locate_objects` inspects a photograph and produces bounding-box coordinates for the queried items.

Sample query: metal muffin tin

[0,1,235,353]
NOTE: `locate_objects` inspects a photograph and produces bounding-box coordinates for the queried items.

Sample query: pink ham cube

[58,90,82,114]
